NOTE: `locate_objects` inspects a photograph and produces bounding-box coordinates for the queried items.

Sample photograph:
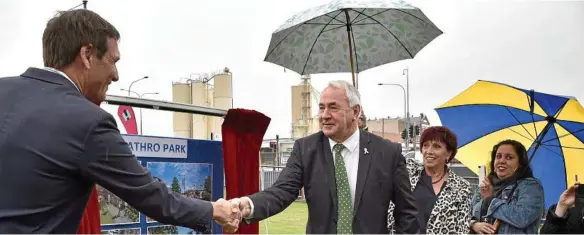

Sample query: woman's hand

[479,177,493,200]
[471,222,497,234]
[555,183,579,217]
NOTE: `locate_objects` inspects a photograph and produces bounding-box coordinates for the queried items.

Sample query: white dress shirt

[244,129,360,218]
[40,67,80,92]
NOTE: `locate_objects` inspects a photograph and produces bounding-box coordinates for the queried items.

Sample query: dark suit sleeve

[391,144,420,234]
[245,139,304,222]
[79,113,213,230]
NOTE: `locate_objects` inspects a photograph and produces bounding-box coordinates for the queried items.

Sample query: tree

[124,206,139,222]
[168,226,178,234]
[204,176,212,193]
[171,177,182,193]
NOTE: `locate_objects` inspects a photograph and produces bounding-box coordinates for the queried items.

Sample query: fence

[260,166,304,200]
[258,164,548,229]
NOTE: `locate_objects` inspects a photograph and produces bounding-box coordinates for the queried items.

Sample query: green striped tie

[333,143,352,234]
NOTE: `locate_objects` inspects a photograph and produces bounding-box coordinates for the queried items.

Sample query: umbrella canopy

[264,0,442,86]
[435,80,584,208]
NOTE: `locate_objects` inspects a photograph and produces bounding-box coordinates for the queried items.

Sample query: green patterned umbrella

[264,0,442,87]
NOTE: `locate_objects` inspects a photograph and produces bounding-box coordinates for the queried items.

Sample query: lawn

[259,201,308,234]
[222,188,308,234]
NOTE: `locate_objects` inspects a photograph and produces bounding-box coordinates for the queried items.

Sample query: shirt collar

[40,67,80,92]
[328,129,360,154]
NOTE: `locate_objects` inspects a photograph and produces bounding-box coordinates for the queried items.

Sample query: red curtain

[221,109,271,234]
[77,186,101,234]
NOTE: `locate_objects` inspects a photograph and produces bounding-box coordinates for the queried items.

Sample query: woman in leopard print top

[387,126,472,234]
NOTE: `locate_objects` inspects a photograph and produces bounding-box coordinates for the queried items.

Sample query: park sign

[101,134,224,234]
[122,135,188,159]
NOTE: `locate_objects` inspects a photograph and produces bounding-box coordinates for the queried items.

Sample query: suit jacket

[0,68,212,233]
[247,130,419,234]
[387,158,472,234]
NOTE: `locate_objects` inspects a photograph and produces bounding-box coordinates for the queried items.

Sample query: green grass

[222,188,308,234]
[259,201,308,234]
[100,213,114,224]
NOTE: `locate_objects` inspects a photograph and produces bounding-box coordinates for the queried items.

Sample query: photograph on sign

[147,225,207,234]
[101,228,140,234]
[97,186,140,225]
[145,162,213,233]
[98,162,142,225]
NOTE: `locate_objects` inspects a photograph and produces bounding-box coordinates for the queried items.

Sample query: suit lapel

[320,133,338,209]
[353,130,372,215]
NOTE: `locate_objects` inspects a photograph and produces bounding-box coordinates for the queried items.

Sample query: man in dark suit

[0,9,239,233]
[229,80,419,234]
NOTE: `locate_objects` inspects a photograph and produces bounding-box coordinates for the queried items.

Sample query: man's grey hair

[326,80,361,107]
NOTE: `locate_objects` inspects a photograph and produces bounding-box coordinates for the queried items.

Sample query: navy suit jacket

[0,68,212,233]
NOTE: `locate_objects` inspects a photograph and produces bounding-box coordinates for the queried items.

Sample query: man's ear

[79,44,94,69]
[353,105,362,121]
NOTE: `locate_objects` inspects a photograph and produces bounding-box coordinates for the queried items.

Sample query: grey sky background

[1,0,583,139]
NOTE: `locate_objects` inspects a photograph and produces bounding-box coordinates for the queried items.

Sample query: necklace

[432,171,447,184]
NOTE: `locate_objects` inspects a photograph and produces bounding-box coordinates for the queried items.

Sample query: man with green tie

[228,80,419,234]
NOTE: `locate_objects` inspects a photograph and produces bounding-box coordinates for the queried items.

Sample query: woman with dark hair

[470,139,544,234]
[387,126,472,234]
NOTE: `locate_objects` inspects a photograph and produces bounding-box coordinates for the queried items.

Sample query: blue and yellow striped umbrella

[435,80,584,208]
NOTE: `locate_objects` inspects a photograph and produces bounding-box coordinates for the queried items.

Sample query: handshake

[211,197,252,233]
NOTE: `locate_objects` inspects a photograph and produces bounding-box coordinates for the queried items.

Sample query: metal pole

[139,107,143,135]
[120,89,157,135]
[276,135,280,166]
[381,117,385,139]
[378,83,407,146]
[138,92,158,135]
[128,76,148,96]
[403,68,410,151]
[104,95,227,117]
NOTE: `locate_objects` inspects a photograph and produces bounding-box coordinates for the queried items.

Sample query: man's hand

[212,198,241,232]
[229,197,252,219]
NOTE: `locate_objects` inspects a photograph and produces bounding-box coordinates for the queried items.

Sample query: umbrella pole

[348,35,356,88]
[344,10,357,88]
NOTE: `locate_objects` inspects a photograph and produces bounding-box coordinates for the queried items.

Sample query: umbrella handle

[493,219,500,233]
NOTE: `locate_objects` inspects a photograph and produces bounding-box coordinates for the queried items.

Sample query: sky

[147,162,212,191]
[1,0,583,139]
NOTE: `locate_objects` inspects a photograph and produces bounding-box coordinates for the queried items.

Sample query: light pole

[120,89,158,135]
[403,67,411,150]
[128,76,149,96]
[378,83,408,148]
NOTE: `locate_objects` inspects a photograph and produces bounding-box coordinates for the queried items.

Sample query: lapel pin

[364,148,369,155]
